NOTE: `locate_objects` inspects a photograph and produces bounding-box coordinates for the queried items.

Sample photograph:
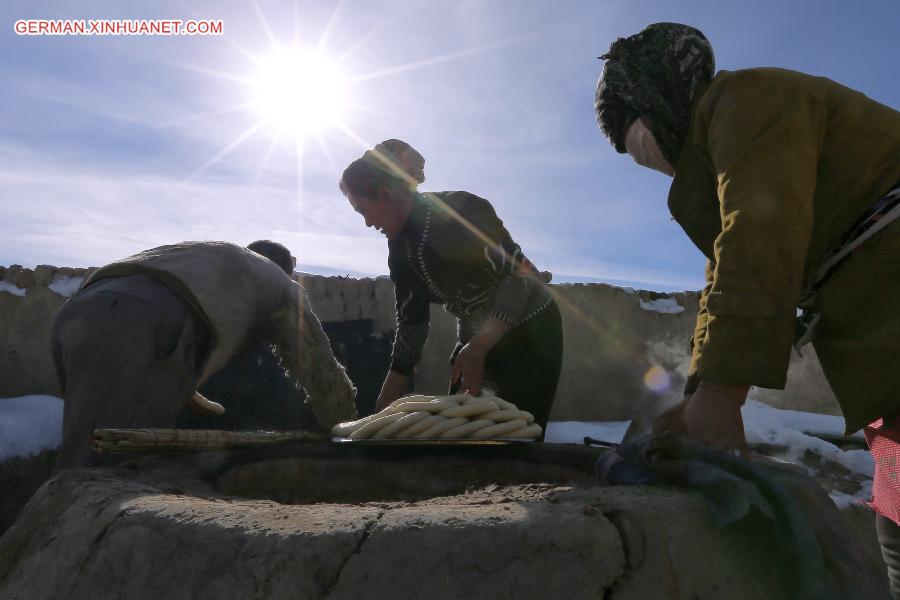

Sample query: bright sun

[187,7,496,185]
[252,49,348,137]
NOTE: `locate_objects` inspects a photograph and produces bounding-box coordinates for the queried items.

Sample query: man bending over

[51,240,356,470]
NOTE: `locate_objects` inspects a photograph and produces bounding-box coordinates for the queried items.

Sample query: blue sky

[1,0,897,291]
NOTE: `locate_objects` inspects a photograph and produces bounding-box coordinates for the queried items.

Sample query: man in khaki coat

[52,241,357,470]
[595,22,900,593]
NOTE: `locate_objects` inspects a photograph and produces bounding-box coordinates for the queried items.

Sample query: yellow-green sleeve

[685,260,714,394]
[694,72,824,388]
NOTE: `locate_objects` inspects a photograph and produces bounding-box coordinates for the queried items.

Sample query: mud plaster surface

[0,444,829,600]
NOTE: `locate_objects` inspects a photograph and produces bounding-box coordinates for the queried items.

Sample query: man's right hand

[652,380,750,454]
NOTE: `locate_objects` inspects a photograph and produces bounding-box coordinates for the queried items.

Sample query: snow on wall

[0,282,27,298]
[47,275,84,298]
[639,297,684,314]
[0,395,63,460]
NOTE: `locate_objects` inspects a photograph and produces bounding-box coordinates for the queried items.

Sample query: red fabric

[864,417,900,525]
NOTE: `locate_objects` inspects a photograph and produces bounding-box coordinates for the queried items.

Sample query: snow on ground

[0,282,27,297]
[638,297,684,314]
[48,275,84,298]
[548,402,872,508]
[742,399,873,506]
[743,399,871,474]
[0,395,63,460]
[545,420,630,445]
[829,490,869,510]
[743,396,861,438]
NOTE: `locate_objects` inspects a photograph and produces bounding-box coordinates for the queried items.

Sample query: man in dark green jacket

[595,22,900,594]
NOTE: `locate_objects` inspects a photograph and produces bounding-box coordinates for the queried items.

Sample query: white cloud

[548,260,703,291]
[0,140,388,272]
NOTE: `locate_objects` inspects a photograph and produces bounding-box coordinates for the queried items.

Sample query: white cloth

[624,118,675,177]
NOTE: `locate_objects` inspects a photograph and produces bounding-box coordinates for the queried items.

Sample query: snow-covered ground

[742,399,873,507]
[743,399,872,477]
[743,398,859,438]
[545,420,630,445]
[0,395,63,460]
[548,400,873,508]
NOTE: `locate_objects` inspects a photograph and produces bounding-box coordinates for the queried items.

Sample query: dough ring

[333,393,537,440]
[393,414,446,438]
[349,411,406,439]
[492,397,518,411]
[414,417,468,438]
[190,392,225,415]
[481,409,534,424]
[332,413,382,437]
[502,423,543,439]
[470,419,527,438]
[387,394,432,409]
[460,395,496,405]
[442,393,474,403]
[373,411,431,439]
[439,401,499,418]
[394,400,459,413]
[439,419,495,439]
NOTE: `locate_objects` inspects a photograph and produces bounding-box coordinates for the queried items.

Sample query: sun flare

[252,49,348,137]
[180,4,509,185]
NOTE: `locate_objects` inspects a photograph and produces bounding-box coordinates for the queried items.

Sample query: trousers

[51,275,210,470]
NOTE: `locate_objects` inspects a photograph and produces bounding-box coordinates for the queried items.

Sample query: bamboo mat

[92,428,327,453]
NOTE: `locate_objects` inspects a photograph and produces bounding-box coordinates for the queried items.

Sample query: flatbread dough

[332,394,542,441]
[393,414,446,438]
[439,401,499,418]
[481,409,534,424]
[394,400,459,413]
[414,417,469,438]
[373,411,430,439]
[439,419,495,439]
[502,423,543,438]
[470,419,527,438]
[349,411,406,440]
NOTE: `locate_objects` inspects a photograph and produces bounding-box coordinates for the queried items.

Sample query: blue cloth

[596,433,839,599]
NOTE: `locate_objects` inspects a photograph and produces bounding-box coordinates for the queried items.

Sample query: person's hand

[450,317,511,395]
[373,395,392,414]
[374,371,410,413]
[450,341,488,396]
[653,381,750,454]
[652,397,689,436]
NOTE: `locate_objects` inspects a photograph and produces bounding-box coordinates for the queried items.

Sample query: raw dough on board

[332,394,542,441]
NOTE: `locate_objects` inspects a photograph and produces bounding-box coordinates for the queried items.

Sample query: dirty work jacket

[668,68,900,432]
[82,241,356,428]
